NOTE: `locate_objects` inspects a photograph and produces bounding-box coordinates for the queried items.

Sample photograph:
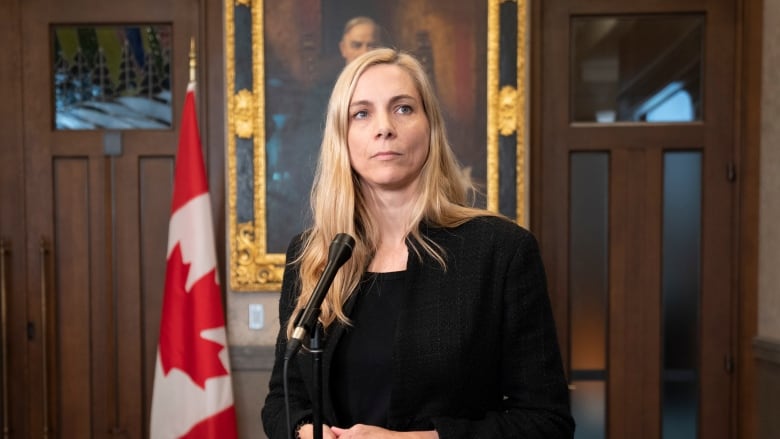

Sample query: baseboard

[754,336,780,365]
[754,335,780,439]
[229,345,276,371]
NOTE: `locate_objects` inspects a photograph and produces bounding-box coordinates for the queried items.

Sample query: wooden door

[533,0,736,438]
[0,0,224,437]
[0,0,29,437]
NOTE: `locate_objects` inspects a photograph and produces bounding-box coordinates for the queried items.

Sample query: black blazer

[262,216,574,439]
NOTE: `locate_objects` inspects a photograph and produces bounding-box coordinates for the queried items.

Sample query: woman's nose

[376,126,395,139]
[375,114,395,139]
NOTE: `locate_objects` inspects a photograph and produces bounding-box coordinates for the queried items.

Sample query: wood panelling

[137,156,176,433]
[609,148,662,438]
[0,0,28,434]
[52,158,99,437]
[0,0,223,437]
[737,0,762,437]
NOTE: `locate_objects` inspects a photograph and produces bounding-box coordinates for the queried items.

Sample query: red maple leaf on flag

[158,243,229,389]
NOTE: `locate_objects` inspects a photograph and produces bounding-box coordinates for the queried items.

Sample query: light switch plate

[248,303,264,330]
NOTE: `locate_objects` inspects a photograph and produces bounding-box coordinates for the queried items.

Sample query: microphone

[284,233,355,360]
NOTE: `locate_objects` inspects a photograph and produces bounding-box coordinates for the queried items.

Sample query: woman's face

[346,64,430,193]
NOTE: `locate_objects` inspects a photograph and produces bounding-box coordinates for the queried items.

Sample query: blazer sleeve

[431,230,575,439]
[261,235,313,439]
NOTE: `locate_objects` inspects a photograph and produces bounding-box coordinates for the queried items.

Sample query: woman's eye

[396,105,413,115]
[352,110,368,119]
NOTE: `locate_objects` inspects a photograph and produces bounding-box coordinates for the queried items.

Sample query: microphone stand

[311,323,325,439]
[284,234,354,438]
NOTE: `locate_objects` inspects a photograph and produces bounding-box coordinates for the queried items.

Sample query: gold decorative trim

[227,0,529,290]
[226,0,237,288]
[225,0,284,291]
[249,0,284,291]
[498,85,518,136]
[233,89,254,139]
[225,0,271,291]
[516,0,528,226]
[487,0,500,213]
[227,0,284,291]
[233,222,285,287]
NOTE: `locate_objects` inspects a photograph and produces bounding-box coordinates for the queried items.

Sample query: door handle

[39,238,50,439]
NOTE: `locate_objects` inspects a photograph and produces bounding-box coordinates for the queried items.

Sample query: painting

[227,0,528,291]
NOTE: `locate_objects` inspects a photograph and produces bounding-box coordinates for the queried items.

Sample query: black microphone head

[329,233,355,267]
[286,233,356,360]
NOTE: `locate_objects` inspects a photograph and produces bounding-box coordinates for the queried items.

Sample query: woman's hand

[296,423,338,439]
[330,425,438,439]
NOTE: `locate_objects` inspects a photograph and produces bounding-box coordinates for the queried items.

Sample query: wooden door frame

[0,0,29,437]
[733,0,761,437]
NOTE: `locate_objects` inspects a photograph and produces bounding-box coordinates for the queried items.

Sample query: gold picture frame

[226,0,527,291]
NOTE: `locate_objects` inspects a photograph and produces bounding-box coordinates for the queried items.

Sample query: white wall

[759,0,780,340]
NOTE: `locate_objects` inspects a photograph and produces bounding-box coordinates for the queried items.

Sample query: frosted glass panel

[569,153,609,439]
[571,15,703,123]
[662,151,701,438]
[570,153,609,370]
[663,381,698,439]
[53,25,172,130]
[572,381,606,439]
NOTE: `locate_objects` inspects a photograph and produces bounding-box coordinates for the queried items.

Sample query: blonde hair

[287,48,495,337]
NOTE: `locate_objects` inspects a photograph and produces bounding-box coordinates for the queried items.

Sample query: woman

[262,48,574,439]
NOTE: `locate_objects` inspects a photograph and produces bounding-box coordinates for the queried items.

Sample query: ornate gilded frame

[226,0,527,291]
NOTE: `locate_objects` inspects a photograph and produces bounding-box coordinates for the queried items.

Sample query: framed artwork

[226,0,528,291]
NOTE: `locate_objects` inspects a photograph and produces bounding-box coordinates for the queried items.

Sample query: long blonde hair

[287,48,494,337]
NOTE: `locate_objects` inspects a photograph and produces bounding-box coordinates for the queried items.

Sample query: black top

[331,271,406,427]
[262,216,574,439]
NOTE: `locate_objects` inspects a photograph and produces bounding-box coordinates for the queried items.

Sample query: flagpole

[189,37,196,85]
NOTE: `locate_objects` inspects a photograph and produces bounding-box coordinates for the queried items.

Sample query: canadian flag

[150,82,238,438]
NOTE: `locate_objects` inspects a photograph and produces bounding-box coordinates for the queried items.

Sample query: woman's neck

[364,186,416,232]
[363,188,416,273]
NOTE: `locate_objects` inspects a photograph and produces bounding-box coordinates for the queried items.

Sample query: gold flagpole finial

[189,37,196,83]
